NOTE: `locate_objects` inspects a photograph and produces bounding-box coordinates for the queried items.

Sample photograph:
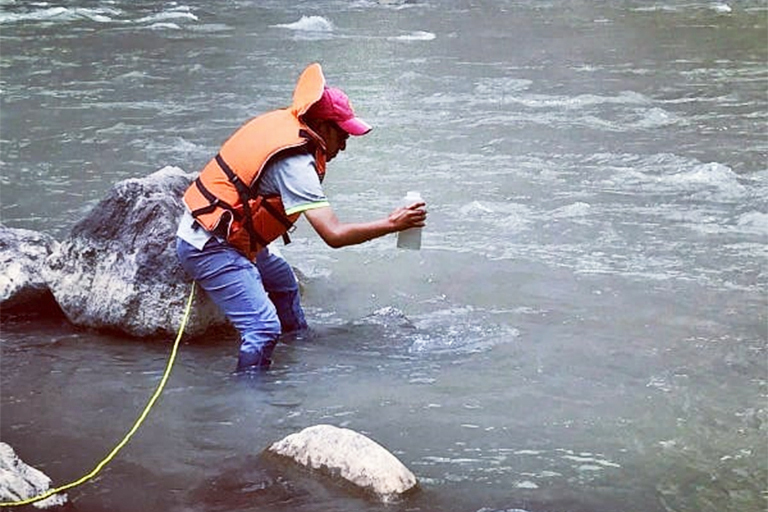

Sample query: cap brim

[337,117,372,136]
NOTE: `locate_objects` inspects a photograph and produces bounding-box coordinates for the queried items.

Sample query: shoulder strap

[215,153,265,252]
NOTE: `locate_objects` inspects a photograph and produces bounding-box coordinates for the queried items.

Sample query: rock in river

[0,225,60,315]
[43,166,227,338]
[0,442,67,509]
[267,424,418,502]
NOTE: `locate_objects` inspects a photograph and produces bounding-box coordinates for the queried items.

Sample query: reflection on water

[1,1,766,511]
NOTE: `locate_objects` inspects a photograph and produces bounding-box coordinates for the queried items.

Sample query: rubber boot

[235,341,276,374]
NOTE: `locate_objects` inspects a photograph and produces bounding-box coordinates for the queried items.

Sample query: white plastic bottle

[397,191,423,250]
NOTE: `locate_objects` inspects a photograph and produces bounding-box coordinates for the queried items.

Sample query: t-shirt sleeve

[258,152,330,216]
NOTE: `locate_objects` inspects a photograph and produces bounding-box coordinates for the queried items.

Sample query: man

[176,63,427,373]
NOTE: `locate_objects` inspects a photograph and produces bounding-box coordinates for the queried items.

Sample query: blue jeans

[176,237,307,372]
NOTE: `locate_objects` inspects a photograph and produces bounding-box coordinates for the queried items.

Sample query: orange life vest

[182,63,327,260]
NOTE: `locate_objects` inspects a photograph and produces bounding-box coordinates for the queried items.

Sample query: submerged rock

[0,225,61,315]
[43,166,227,338]
[0,442,67,509]
[267,424,418,502]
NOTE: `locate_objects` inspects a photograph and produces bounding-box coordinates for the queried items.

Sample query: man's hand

[388,201,427,231]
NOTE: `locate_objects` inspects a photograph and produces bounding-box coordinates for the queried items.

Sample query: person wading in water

[176,63,427,373]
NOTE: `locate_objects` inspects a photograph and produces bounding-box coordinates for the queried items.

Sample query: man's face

[320,122,349,162]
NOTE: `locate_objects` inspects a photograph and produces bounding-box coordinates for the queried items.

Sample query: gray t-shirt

[177,151,329,250]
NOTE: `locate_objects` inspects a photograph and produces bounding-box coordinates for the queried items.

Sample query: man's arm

[303,202,427,249]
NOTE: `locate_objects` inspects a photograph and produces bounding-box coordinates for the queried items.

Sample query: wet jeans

[176,237,306,372]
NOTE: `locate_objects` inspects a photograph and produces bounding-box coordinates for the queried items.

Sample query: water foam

[551,202,592,220]
[459,86,675,133]
[389,31,436,41]
[509,90,650,110]
[145,23,181,31]
[590,153,746,200]
[634,2,733,13]
[710,3,733,13]
[476,508,533,512]
[0,4,200,26]
[663,162,746,200]
[273,15,333,32]
[736,211,768,235]
[458,201,532,231]
[0,6,119,24]
[440,149,762,289]
[135,6,197,24]
[634,107,680,128]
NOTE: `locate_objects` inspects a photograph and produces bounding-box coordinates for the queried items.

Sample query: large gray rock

[267,424,418,502]
[43,166,227,338]
[0,226,60,313]
[0,442,67,509]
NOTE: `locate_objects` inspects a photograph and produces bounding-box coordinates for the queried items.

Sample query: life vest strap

[259,197,294,230]
[190,178,236,218]
[215,153,262,253]
[258,196,295,246]
[299,129,326,182]
[259,196,295,245]
[215,154,251,196]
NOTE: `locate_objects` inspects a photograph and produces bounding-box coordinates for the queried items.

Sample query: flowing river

[1,1,766,511]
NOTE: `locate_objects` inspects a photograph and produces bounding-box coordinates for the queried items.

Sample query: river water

[1,1,766,511]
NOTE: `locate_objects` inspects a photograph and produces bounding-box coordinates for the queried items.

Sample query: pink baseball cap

[305,86,372,136]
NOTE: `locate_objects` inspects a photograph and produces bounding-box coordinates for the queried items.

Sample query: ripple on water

[409,307,520,355]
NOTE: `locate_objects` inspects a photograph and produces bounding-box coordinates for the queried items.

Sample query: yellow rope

[0,283,196,508]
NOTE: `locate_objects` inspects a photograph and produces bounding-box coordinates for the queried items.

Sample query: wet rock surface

[0,226,61,316]
[267,424,418,503]
[0,442,68,509]
[42,166,227,338]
